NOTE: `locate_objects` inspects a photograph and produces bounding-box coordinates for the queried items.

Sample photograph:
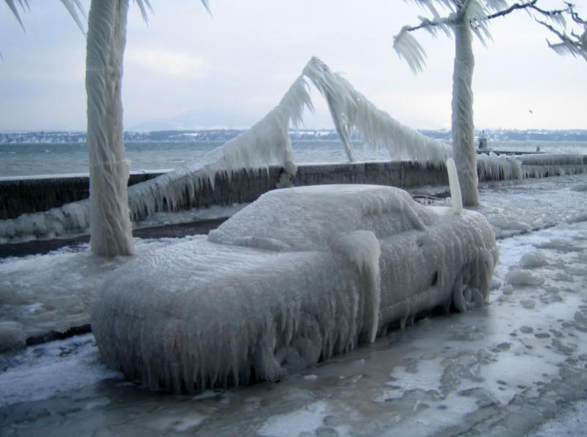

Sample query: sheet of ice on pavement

[0,236,205,350]
[133,203,247,229]
[525,398,587,437]
[1,217,587,437]
[0,334,120,408]
[476,174,587,238]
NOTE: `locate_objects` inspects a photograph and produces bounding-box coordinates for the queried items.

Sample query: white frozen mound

[92,185,497,392]
[505,268,545,286]
[519,251,548,269]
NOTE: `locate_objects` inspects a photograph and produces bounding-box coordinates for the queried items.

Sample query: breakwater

[1,155,586,220]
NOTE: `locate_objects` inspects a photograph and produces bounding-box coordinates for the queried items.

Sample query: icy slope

[91,184,497,391]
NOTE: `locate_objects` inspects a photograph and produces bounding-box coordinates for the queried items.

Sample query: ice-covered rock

[519,251,548,269]
[505,268,545,286]
[91,184,497,392]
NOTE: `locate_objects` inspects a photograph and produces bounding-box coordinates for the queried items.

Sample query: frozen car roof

[208,184,438,251]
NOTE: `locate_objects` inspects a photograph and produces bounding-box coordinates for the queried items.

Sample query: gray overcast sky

[0,0,585,131]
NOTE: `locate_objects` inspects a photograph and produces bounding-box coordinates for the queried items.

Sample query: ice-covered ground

[1,174,587,436]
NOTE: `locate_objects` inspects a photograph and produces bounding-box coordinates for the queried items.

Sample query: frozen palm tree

[394,0,587,206]
[4,0,211,257]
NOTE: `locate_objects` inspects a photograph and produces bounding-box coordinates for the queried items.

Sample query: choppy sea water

[1,140,587,178]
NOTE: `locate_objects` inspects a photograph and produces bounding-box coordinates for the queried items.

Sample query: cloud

[126,49,208,79]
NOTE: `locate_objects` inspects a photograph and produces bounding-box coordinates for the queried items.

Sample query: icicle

[446,158,463,214]
[336,230,381,343]
[477,153,522,181]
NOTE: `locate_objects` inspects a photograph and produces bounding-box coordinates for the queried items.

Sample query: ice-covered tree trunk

[451,17,479,207]
[86,0,134,257]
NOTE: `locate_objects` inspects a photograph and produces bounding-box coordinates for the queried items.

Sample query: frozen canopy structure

[0,57,451,243]
[92,184,498,392]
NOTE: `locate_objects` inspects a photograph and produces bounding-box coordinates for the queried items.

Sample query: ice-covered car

[92,184,497,392]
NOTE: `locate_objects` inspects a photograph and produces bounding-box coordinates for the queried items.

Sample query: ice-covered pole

[451,11,479,207]
[86,0,134,257]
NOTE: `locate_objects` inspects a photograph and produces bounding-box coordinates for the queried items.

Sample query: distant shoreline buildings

[1,129,586,145]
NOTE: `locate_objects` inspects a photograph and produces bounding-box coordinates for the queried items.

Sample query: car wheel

[451,251,494,313]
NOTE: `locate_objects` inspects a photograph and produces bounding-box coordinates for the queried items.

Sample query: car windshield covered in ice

[208,185,436,252]
[92,184,498,392]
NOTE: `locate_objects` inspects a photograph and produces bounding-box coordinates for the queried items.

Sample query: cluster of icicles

[0,57,584,243]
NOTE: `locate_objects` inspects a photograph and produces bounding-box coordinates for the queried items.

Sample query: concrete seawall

[1,162,447,220]
[1,155,586,220]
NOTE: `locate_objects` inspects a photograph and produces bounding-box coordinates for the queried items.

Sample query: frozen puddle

[477,174,587,238]
[1,218,587,436]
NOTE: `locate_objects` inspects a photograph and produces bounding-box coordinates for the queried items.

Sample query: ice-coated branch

[485,0,569,30]
[2,0,86,33]
[304,57,450,163]
[404,0,456,17]
[395,0,583,70]
[393,27,431,74]
[133,0,153,23]
[485,0,540,20]
[393,1,490,74]
[132,0,211,23]
[538,18,587,61]
[538,2,587,61]
[566,2,587,25]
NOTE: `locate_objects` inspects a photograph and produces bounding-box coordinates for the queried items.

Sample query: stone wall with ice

[2,152,587,244]
[519,154,587,178]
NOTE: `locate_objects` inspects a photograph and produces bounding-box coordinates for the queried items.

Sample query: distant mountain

[129,108,260,132]
[1,129,586,144]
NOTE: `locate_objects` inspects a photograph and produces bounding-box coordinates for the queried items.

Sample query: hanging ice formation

[519,154,587,179]
[446,158,463,214]
[476,153,523,182]
[0,57,452,243]
[302,57,450,164]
